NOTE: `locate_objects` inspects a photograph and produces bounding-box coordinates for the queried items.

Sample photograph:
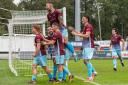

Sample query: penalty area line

[75,76,101,85]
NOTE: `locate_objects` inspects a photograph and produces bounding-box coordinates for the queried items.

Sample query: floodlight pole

[75,0,81,41]
[95,0,102,40]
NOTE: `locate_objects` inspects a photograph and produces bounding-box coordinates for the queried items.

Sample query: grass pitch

[0,59,128,85]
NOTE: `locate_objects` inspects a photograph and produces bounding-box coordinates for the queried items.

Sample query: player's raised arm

[68,26,80,33]
[72,31,90,38]
[71,28,90,38]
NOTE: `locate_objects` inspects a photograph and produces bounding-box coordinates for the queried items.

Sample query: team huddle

[28,2,125,84]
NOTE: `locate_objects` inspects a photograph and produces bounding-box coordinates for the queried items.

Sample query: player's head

[82,16,90,24]
[47,27,54,36]
[32,24,41,34]
[47,27,52,32]
[46,2,54,11]
[52,22,60,31]
[112,28,119,35]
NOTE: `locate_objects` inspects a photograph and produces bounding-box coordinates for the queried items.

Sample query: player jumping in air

[43,22,65,83]
[46,2,76,81]
[28,25,53,84]
[71,16,97,81]
[110,28,125,71]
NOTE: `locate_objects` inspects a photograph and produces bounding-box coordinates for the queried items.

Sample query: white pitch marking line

[75,76,101,85]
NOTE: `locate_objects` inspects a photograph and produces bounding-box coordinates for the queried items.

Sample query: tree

[81,0,128,39]
[1,0,128,40]
[0,0,18,35]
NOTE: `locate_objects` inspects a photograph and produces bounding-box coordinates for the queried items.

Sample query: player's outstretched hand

[68,26,80,36]
[71,31,78,36]
[41,41,46,45]
[68,26,74,32]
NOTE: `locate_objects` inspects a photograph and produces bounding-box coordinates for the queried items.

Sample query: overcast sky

[13,0,21,5]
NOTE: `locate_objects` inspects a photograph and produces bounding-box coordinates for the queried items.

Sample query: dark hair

[52,22,60,28]
[46,0,53,4]
[112,28,119,34]
[84,15,90,22]
[32,24,41,33]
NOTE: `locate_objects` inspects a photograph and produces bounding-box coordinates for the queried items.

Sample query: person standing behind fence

[110,28,125,71]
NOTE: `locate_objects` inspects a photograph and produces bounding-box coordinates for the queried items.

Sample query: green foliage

[0,0,128,40]
[0,0,18,36]
[0,25,8,36]
[0,0,18,19]
[81,0,128,39]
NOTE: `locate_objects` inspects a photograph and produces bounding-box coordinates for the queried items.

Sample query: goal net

[8,7,66,76]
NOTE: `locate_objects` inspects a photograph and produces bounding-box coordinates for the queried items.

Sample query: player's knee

[42,66,47,70]
[53,58,56,64]
[53,61,56,65]
[84,60,87,65]
[58,65,63,72]
[43,66,51,74]
[32,64,37,69]
[83,59,89,65]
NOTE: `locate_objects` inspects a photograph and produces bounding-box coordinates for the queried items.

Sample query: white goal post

[8,7,66,76]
